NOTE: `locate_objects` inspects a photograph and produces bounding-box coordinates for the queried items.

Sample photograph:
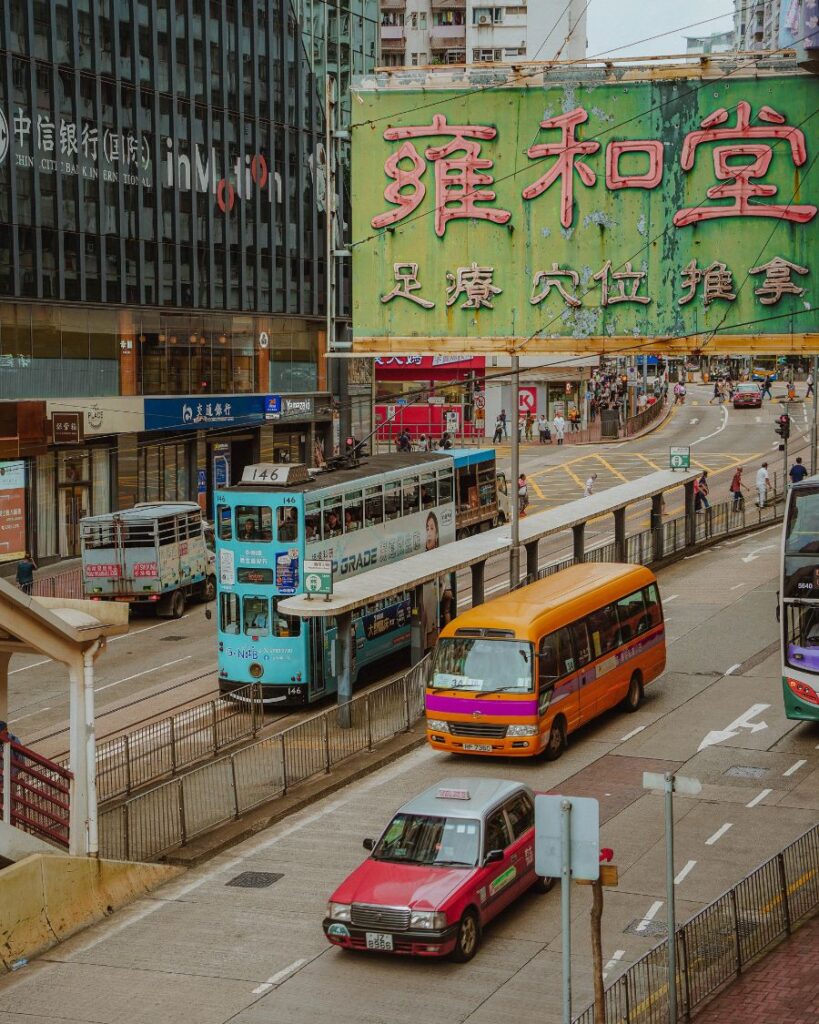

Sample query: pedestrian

[492,415,503,445]
[418,433,429,453]
[569,406,581,431]
[589,395,598,423]
[499,408,508,438]
[538,414,549,444]
[583,473,597,497]
[0,720,21,780]
[439,431,453,450]
[806,372,814,400]
[729,466,748,511]
[15,552,36,596]
[553,412,566,446]
[525,412,534,442]
[694,471,710,512]
[518,473,529,517]
[762,375,773,400]
[790,456,808,485]
[756,461,771,507]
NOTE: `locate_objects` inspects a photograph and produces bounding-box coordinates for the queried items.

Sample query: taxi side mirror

[363,838,375,851]
[484,849,504,865]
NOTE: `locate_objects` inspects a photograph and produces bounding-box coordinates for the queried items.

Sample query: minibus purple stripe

[425,694,538,716]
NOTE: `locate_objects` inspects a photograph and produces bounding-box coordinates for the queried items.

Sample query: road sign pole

[665,773,678,1024]
[812,355,818,475]
[561,798,572,1024]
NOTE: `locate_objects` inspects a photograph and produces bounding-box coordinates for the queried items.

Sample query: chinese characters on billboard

[0,461,26,564]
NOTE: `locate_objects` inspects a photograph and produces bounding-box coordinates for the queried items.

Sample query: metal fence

[98,658,430,861]
[572,822,819,1023]
[1,730,73,849]
[32,566,84,599]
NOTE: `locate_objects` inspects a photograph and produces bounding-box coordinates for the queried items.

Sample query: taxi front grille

[351,904,411,930]
[449,722,508,739]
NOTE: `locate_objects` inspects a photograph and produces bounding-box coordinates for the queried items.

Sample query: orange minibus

[425,563,665,759]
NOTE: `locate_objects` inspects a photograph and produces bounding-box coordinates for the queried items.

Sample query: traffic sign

[643,772,701,796]
[669,446,690,471]
[303,559,332,599]
[535,794,600,880]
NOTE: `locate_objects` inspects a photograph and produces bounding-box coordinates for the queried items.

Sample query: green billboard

[351,69,817,351]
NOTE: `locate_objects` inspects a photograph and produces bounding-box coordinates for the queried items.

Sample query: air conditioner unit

[478,16,489,24]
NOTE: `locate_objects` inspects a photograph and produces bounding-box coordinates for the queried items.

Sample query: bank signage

[144,395,265,432]
[352,72,817,350]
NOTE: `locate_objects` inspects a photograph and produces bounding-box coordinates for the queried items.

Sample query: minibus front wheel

[543,717,566,761]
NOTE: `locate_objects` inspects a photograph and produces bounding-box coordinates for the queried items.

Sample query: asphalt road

[2,530,816,1024]
[9,383,806,755]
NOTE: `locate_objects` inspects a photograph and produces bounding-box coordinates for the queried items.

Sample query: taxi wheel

[623,673,644,713]
[543,717,566,761]
[451,909,481,962]
[534,875,556,894]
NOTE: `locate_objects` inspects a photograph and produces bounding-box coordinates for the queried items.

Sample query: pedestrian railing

[98,659,430,862]
[1,730,73,850]
[571,821,819,1023]
[31,566,84,599]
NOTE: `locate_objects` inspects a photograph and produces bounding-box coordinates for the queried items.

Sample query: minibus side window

[570,621,590,666]
[616,591,647,642]
[643,584,662,628]
[587,605,620,656]
[539,627,573,688]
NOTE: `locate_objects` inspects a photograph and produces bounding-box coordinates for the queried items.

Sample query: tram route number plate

[365,932,394,951]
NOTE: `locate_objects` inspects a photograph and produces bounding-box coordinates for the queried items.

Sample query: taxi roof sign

[437,788,470,801]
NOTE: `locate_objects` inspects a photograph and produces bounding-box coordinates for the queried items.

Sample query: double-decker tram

[780,476,819,720]
[214,450,506,706]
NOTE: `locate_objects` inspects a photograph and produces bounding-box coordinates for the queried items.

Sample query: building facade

[379,0,587,67]
[0,0,378,564]
[734,0,781,49]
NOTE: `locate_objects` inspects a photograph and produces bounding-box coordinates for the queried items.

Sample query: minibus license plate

[463,743,492,752]
[365,932,393,951]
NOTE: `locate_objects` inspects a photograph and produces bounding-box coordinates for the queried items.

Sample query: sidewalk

[694,911,819,1024]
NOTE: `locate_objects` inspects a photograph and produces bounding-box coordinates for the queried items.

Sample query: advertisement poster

[0,461,26,563]
[275,549,300,595]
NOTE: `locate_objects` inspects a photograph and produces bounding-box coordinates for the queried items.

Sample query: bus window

[323,497,342,537]
[616,591,646,642]
[570,620,590,666]
[217,505,233,541]
[384,481,401,520]
[272,598,301,637]
[220,591,240,634]
[438,471,453,506]
[344,491,363,532]
[539,627,574,686]
[403,476,420,516]
[277,507,299,542]
[643,584,662,629]
[365,484,384,526]
[587,605,621,656]
[237,505,273,542]
[243,596,270,635]
[305,502,321,542]
[420,474,437,509]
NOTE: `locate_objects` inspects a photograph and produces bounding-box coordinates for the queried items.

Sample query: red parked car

[323,778,552,961]
[733,383,763,408]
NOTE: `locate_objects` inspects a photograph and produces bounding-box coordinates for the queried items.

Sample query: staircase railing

[1,730,73,850]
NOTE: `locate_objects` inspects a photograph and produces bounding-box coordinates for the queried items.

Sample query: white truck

[80,502,215,618]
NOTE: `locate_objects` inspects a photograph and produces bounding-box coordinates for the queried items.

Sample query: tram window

[344,491,363,533]
[438,471,454,506]
[384,481,401,521]
[277,507,299,542]
[420,474,436,509]
[323,497,342,538]
[217,506,233,541]
[243,595,270,636]
[305,502,321,542]
[220,592,240,635]
[237,506,273,543]
[272,598,301,638]
[403,476,420,516]
[365,485,384,526]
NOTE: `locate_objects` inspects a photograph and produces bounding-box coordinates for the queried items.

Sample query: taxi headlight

[426,718,450,733]
[410,910,448,930]
[327,902,352,921]
[507,724,538,737]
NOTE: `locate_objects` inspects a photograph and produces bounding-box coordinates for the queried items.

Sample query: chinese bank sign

[351,72,817,349]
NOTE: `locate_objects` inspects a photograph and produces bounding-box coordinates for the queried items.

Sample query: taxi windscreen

[430,637,534,695]
[374,813,480,867]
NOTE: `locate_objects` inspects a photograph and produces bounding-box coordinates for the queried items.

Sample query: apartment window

[410,12,417,28]
[506,6,527,13]
[381,11,404,26]
[504,48,526,58]
[472,48,503,62]
[419,13,427,28]
[380,53,404,66]
[434,11,465,25]
[473,7,503,25]
[410,52,427,66]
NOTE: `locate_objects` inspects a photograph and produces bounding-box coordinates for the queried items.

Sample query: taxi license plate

[365,932,394,951]
[463,743,492,751]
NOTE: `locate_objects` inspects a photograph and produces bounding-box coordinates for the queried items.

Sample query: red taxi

[732,383,763,408]
[323,778,551,961]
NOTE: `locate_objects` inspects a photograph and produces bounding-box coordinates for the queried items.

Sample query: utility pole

[509,354,520,588]
[590,880,605,1022]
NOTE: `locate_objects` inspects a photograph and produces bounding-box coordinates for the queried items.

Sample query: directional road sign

[669,446,690,470]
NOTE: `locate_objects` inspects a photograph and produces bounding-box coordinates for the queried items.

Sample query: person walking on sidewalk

[553,412,566,446]
[493,415,503,444]
[517,473,529,517]
[499,408,508,439]
[524,412,534,442]
[583,473,597,497]
[537,414,549,444]
[790,456,808,486]
[730,467,748,511]
[15,552,36,596]
[756,462,772,507]
[806,371,814,400]
[762,375,773,400]
[694,471,710,512]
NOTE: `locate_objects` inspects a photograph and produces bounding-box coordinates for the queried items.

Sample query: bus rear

[781,478,819,720]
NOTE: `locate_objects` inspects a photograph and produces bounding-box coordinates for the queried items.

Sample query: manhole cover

[725,765,767,779]
[624,919,667,937]
[159,635,187,642]
[226,871,283,888]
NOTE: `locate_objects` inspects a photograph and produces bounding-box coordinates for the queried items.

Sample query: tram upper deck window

[438,470,454,506]
[324,497,342,538]
[237,506,273,542]
[365,485,384,526]
[384,481,401,521]
[403,476,420,515]
[305,502,321,542]
[277,507,299,542]
[344,491,363,532]
[420,473,436,509]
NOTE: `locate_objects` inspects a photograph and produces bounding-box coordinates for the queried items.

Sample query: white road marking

[674,860,697,885]
[252,958,308,995]
[741,543,776,564]
[783,759,806,777]
[697,703,770,752]
[95,656,192,692]
[603,949,625,979]
[730,583,748,590]
[619,726,646,742]
[755,416,762,423]
[664,594,679,602]
[746,788,772,808]
[9,657,52,675]
[9,707,51,724]
[724,664,741,676]
[109,616,188,642]
[689,418,699,425]
[635,900,664,933]
[705,823,733,846]
[691,405,728,446]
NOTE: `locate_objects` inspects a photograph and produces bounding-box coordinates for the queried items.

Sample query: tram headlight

[426,718,450,733]
[249,662,264,679]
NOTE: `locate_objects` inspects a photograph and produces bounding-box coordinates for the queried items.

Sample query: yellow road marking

[563,463,587,490]
[649,405,677,435]
[528,477,545,499]
[634,452,661,471]
[761,868,816,915]
[594,453,629,482]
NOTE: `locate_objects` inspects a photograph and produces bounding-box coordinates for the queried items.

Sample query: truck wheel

[171,591,186,619]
